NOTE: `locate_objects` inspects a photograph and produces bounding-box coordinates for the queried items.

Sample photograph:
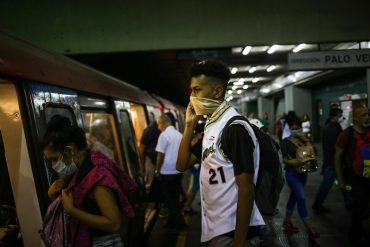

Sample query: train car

[0,30,185,246]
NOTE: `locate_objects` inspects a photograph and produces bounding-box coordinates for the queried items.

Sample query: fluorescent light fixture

[261,88,270,94]
[252,78,259,83]
[288,74,297,82]
[227,90,232,95]
[243,85,249,89]
[242,46,252,55]
[267,45,279,54]
[237,90,242,94]
[249,67,257,73]
[233,78,244,86]
[232,85,237,90]
[94,101,106,106]
[293,43,306,53]
[274,83,283,88]
[266,65,276,72]
[231,67,238,74]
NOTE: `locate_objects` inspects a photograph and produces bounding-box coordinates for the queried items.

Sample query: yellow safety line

[176,214,189,247]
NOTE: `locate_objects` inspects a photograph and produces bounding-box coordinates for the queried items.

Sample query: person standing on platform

[155,114,187,231]
[177,60,264,247]
[335,105,370,246]
[281,114,319,239]
[312,108,343,213]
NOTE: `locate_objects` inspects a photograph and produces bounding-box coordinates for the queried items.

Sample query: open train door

[0,81,43,246]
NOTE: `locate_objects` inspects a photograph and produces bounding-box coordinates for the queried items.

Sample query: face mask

[190,96,222,116]
[290,128,302,137]
[52,157,78,178]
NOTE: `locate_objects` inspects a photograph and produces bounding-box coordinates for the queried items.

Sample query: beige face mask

[190,96,222,116]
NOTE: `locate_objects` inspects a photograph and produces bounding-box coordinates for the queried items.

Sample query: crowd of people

[40,60,370,247]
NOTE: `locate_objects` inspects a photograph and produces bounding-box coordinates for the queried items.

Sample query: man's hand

[185,102,201,127]
[48,178,65,200]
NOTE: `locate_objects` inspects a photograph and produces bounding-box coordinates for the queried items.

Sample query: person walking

[312,108,343,213]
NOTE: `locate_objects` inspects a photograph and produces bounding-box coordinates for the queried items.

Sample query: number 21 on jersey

[209,167,226,184]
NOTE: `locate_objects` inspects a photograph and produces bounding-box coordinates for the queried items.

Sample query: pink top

[66,150,137,247]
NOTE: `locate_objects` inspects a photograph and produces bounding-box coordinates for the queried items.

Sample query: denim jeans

[314,165,336,205]
[285,169,309,219]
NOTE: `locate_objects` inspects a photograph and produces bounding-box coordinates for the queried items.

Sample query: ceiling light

[293,43,306,53]
[249,67,257,73]
[227,90,232,95]
[267,45,279,54]
[242,46,252,55]
[252,78,259,83]
[243,85,249,89]
[266,65,276,72]
[274,83,283,88]
[232,85,237,90]
[231,67,238,74]
[261,88,270,94]
[237,90,242,94]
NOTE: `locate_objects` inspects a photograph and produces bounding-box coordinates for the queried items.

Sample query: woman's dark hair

[41,115,87,152]
[189,60,230,87]
[285,111,301,127]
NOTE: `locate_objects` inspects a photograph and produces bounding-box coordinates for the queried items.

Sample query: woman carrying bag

[41,115,136,247]
[280,113,319,239]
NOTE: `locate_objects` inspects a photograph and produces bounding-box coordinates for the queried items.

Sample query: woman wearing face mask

[280,113,320,239]
[42,115,136,247]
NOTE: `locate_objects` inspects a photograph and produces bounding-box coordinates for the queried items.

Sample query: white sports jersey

[200,102,264,242]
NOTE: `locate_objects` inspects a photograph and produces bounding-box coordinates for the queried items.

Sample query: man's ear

[214,84,225,99]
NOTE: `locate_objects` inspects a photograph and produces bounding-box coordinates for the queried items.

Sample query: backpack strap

[221,115,260,185]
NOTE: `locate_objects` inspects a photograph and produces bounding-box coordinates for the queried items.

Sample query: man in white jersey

[177,60,264,247]
[155,114,187,231]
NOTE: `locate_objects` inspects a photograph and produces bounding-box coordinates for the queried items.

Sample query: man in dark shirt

[139,121,161,185]
[312,108,343,213]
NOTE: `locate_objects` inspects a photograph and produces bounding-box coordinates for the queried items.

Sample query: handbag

[40,198,69,247]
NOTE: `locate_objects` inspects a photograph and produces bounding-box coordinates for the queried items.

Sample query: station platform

[146,143,355,247]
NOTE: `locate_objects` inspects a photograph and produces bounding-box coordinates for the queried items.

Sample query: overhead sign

[288,50,370,70]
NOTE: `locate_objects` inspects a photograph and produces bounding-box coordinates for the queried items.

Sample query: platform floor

[146,144,355,247]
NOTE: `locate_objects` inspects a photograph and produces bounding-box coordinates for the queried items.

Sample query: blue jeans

[285,169,309,219]
[314,165,336,205]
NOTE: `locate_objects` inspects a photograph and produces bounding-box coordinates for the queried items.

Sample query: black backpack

[222,116,285,215]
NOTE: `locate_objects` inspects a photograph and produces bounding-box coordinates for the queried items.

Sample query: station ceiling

[1,1,370,106]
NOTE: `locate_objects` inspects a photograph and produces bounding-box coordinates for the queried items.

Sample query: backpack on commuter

[222,116,285,215]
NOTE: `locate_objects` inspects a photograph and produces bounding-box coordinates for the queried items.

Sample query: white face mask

[52,157,78,178]
[190,96,222,116]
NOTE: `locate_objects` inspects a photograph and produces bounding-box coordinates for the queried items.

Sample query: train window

[82,112,125,169]
[44,103,77,125]
[79,96,109,109]
[146,105,162,124]
[129,103,148,147]
[118,110,141,177]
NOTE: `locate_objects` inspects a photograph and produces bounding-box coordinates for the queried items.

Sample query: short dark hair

[189,60,230,87]
[285,111,301,127]
[41,115,87,152]
[329,108,342,117]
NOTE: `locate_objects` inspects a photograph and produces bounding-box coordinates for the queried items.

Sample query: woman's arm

[61,186,121,233]
[283,157,302,167]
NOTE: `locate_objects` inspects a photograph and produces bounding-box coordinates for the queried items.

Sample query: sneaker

[282,220,299,233]
[307,227,320,238]
[312,203,331,214]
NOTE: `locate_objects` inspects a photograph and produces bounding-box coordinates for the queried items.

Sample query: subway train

[0,30,185,246]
